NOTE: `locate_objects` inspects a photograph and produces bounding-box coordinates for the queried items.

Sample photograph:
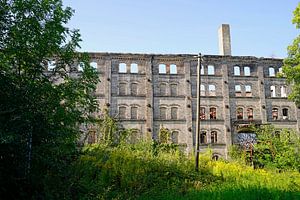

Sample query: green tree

[283,3,300,105]
[0,0,99,198]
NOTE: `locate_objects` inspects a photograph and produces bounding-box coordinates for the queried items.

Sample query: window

[282,108,288,120]
[131,107,138,119]
[200,131,207,144]
[171,131,179,144]
[78,62,84,71]
[200,65,204,75]
[119,83,126,95]
[245,85,252,97]
[171,107,178,120]
[170,64,177,74]
[200,107,206,119]
[130,63,138,73]
[208,65,215,75]
[159,64,166,74]
[272,108,278,120]
[244,66,250,76]
[270,85,276,97]
[237,108,243,120]
[90,62,98,70]
[234,66,240,76]
[235,85,241,97]
[210,107,217,119]
[119,106,126,119]
[160,107,167,119]
[170,84,178,96]
[160,83,167,96]
[269,67,275,77]
[211,131,217,143]
[47,61,56,71]
[281,86,287,97]
[208,85,216,96]
[278,67,283,74]
[131,83,138,96]
[247,108,253,120]
[119,63,127,73]
[200,84,205,96]
[87,130,96,144]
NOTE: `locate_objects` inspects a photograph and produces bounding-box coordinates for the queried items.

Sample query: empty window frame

[131,107,138,119]
[119,106,126,119]
[207,65,215,75]
[130,63,138,73]
[119,63,127,73]
[160,83,167,96]
[200,84,205,96]
[211,131,217,144]
[170,64,177,74]
[90,61,98,70]
[131,83,138,96]
[245,85,252,97]
[119,83,127,95]
[278,67,283,74]
[236,108,243,120]
[269,67,275,77]
[47,60,56,71]
[170,84,178,96]
[282,108,288,120]
[270,85,276,97]
[171,107,178,120]
[200,131,207,144]
[200,107,206,119]
[281,86,287,97]
[235,85,242,97]
[159,64,167,74]
[210,107,217,119]
[171,131,179,144]
[160,107,167,119]
[247,108,253,120]
[272,108,278,120]
[244,66,250,76]
[234,66,240,76]
[208,84,216,96]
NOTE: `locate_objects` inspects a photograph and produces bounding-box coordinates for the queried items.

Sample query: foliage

[283,2,300,105]
[0,0,99,199]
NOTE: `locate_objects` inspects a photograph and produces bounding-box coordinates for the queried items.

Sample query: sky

[63,0,299,58]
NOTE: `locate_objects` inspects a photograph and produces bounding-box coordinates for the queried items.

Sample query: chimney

[218,24,232,56]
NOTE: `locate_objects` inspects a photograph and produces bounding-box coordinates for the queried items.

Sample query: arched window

[235,85,241,97]
[131,107,138,119]
[170,84,178,96]
[200,65,204,75]
[130,129,139,143]
[119,63,127,73]
[159,64,166,74]
[200,107,206,120]
[237,108,243,120]
[200,84,205,96]
[119,106,126,119]
[269,67,275,77]
[281,86,287,97]
[171,107,178,120]
[171,131,179,144]
[170,64,177,74]
[130,63,138,73]
[47,60,56,71]
[160,83,167,96]
[208,84,216,96]
[272,108,278,120]
[270,85,276,97]
[278,67,283,73]
[200,131,207,144]
[210,107,217,119]
[208,65,215,75]
[245,85,252,97]
[131,83,138,96]
[247,108,253,120]
[90,61,98,70]
[160,107,167,119]
[244,66,250,76]
[211,131,217,143]
[119,83,126,95]
[234,66,240,76]
[282,108,288,120]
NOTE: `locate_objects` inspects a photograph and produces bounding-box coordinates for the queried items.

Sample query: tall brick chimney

[218,24,232,56]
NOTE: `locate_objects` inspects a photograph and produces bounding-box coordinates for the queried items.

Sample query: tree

[0,0,99,198]
[283,3,300,105]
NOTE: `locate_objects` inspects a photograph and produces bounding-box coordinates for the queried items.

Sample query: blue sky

[63,0,299,58]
